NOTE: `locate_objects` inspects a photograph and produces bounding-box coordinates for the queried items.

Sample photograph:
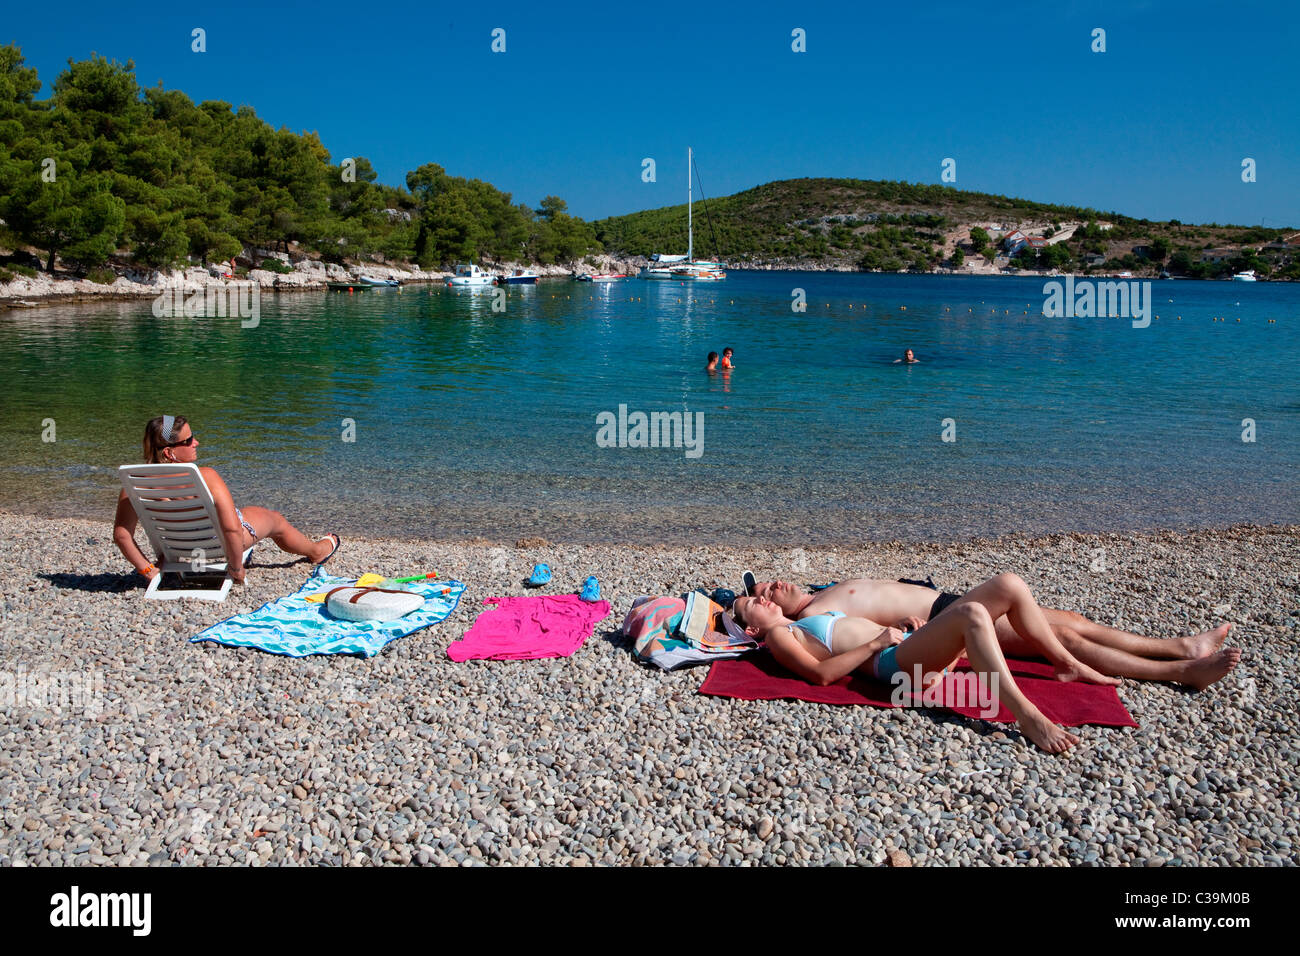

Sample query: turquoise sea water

[1,272,1296,544]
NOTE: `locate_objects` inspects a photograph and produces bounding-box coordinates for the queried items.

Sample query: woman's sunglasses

[163,433,197,448]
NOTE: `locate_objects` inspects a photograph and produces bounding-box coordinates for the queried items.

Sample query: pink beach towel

[448,595,612,662]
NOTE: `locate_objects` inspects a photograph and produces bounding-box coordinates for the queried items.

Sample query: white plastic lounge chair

[119,463,255,602]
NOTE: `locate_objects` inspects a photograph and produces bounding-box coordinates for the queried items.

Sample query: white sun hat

[325,586,425,622]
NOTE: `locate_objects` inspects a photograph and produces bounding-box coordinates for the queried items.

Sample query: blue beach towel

[191,570,466,658]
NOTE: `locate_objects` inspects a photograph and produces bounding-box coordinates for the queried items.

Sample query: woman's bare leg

[945,575,1119,685]
[897,602,1080,753]
[238,506,334,561]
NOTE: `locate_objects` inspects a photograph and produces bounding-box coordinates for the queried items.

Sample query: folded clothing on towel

[448,594,611,662]
[626,593,758,671]
[698,653,1137,728]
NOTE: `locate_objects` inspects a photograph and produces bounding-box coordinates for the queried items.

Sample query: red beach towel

[698,652,1137,728]
[448,595,611,662]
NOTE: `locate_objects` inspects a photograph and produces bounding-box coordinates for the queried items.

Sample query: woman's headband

[161,414,177,442]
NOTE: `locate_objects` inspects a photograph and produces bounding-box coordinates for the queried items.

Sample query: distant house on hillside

[1003,229,1028,255]
[1026,237,1049,250]
[1200,248,1238,263]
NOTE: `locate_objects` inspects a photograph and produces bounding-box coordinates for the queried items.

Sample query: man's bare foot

[1176,647,1243,691]
[1017,711,1080,754]
[1177,623,1232,660]
[1053,659,1122,686]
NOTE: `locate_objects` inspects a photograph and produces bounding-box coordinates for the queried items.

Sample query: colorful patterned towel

[192,569,465,658]
[448,594,610,661]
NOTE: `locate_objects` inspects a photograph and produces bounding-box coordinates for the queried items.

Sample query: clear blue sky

[6,0,1297,227]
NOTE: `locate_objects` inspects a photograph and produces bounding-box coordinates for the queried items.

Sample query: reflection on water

[1,273,1297,544]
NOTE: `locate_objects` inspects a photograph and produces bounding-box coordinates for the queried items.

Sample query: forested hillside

[0,45,600,275]
[594,178,1298,278]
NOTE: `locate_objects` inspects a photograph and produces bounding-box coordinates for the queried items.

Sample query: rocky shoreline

[0,252,645,309]
[13,251,1281,311]
[1,512,1295,866]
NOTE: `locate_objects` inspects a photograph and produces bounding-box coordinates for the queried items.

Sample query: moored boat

[638,147,725,281]
[447,263,495,287]
[1231,270,1258,282]
[576,273,628,282]
[639,254,687,279]
[671,265,727,281]
[497,269,539,285]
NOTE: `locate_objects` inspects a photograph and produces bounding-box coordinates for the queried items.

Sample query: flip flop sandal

[317,534,342,566]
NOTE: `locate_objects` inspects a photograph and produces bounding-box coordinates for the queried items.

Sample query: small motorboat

[447,264,495,287]
[360,275,400,286]
[326,280,371,292]
[575,273,628,282]
[497,269,538,285]
[1231,270,1258,282]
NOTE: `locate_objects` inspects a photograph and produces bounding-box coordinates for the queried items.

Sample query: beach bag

[326,586,424,622]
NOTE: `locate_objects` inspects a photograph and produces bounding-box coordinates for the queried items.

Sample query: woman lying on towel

[747,575,1238,690]
[733,573,1132,754]
[113,415,340,584]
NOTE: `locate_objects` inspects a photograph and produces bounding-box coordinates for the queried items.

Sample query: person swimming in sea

[721,347,735,369]
[894,348,919,364]
[706,351,719,372]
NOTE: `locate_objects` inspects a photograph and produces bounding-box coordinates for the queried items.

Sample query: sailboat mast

[687,146,693,262]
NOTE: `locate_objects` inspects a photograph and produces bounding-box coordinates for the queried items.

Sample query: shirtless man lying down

[746,575,1240,690]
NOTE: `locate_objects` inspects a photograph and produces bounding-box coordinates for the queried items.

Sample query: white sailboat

[639,147,726,281]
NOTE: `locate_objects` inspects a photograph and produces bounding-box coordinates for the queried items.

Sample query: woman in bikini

[732,573,1130,754]
[113,415,340,585]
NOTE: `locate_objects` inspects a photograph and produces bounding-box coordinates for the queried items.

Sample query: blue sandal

[526,563,552,588]
[580,576,600,602]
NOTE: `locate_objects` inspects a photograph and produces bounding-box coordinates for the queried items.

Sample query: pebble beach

[1,512,1296,867]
